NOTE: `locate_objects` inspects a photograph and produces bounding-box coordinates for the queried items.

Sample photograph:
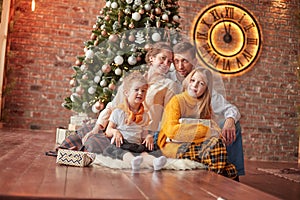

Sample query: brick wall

[3,0,300,162]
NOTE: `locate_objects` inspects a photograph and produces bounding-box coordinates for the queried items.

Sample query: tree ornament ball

[172,15,179,22]
[88,87,96,94]
[82,74,89,80]
[90,33,97,40]
[108,82,116,90]
[139,9,145,15]
[70,93,80,102]
[94,101,105,111]
[102,64,111,73]
[144,4,151,11]
[82,102,89,110]
[75,59,81,66]
[132,12,141,21]
[115,68,122,75]
[109,34,118,42]
[100,79,107,87]
[106,1,111,8]
[128,34,135,42]
[92,104,100,113]
[152,32,161,42]
[101,30,108,37]
[128,55,137,65]
[105,15,110,21]
[114,55,124,65]
[76,86,84,95]
[70,79,76,87]
[126,0,133,4]
[80,64,88,71]
[134,0,142,6]
[129,22,135,29]
[85,49,94,59]
[136,55,142,62]
[155,8,162,15]
[111,2,118,9]
[94,75,101,83]
[162,13,169,21]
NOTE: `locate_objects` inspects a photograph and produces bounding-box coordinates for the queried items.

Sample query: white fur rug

[92,154,206,170]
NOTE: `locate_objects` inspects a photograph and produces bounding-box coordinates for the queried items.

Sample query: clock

[192,2,262,75]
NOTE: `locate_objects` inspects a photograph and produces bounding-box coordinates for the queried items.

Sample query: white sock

[131,156,143,170]
[153,156,167,171]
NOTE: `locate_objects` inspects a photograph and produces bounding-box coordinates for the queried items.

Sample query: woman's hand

[142,134,154,151]
[110,130,123,147]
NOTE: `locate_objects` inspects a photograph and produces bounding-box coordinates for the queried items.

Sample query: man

[167,41,245,179]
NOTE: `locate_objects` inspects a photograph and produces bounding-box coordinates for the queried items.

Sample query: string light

[31,0,35,12]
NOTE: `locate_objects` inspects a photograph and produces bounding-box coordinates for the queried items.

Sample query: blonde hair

[123,71,148,92]
[183,68,213,119]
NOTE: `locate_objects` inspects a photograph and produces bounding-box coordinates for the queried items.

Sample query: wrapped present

[56,149,95,167]
[70,113,89,126]
[56,128,76,145]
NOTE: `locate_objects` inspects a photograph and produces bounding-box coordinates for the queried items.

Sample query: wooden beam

[0,0,11,121]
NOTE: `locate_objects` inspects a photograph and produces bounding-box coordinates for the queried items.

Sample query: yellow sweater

[157,91,211,158]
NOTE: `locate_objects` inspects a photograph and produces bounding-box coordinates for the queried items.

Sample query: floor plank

[0,128,296,199]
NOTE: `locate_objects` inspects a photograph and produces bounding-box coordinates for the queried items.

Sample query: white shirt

[109,108,149,144]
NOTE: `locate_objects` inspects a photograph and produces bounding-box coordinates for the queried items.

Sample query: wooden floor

[0,128,298,200]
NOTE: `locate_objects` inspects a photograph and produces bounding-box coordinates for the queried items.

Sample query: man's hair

[173,41,196,59]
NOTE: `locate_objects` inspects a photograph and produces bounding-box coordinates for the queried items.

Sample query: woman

[157,68,237,178]
[59,42,180,155]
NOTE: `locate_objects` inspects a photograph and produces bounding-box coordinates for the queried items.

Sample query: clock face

[192,2,262,75]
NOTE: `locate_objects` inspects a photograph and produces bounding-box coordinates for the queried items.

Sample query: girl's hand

[142,134,154,151]
[111,130,123,147]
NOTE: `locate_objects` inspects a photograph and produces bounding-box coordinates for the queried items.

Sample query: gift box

[70,113,89,126]
[56,128,76,145]
[56,149,95,167]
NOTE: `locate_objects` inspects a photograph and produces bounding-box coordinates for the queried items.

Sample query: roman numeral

[238,13,246,23]
[200,19,212,29]
[224,7,234,19]
[244,22,255,32]
[236,57,244,68]
[209,53,220,67]
[242,49,253,61]
[196,31,208,40]
[209,9,221,21]
[247,38,258,45]
[222,59,231,71]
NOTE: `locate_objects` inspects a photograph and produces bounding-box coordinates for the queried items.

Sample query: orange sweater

[157,91,211,158]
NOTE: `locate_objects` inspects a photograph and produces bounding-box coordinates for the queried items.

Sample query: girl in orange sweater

[157,68,237,178]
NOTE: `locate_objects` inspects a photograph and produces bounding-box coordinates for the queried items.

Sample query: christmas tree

[63,0,181,116]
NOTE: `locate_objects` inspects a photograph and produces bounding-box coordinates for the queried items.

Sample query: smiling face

[187,71,208,98]
[149,49,173,75]
[125,81,148,110]
[173,52,195,78]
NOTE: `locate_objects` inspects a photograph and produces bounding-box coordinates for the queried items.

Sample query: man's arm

[211,89,241,145]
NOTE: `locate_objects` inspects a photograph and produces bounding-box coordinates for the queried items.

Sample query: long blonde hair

[182,68,213,119]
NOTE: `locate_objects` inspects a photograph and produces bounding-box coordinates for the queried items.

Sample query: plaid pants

[176,137,237,178]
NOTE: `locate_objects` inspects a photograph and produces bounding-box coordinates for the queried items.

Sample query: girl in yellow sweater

[157,68,237,178]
